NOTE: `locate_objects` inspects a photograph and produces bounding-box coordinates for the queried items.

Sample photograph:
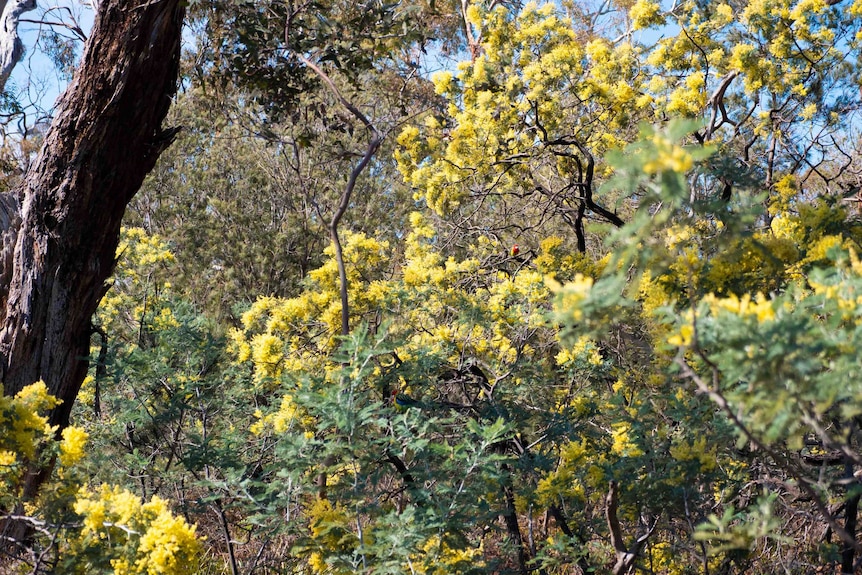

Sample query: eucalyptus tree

[0,0,186,553]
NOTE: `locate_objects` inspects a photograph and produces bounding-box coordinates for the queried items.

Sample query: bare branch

[291,48,381,337]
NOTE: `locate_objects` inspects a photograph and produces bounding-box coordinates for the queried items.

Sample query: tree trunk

[841,456,860,574]
[0,0,37,92]
[0,0,185,428]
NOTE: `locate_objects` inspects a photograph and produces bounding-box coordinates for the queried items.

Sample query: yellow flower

[611,422,644,457]
[550,274,594,322]
[431,71,454,95]
[643,133,694,174]
[136,496,201,574]
[250,333,284,379]
[74,485,200,574]
[0,450,16,467]
[271,395,298,433]
[714,3,733,24]
[556,336,603,366]
[667,324,693,347]
[669,435,717,472]
[630,0,664,29]
[59,426,88,468]
[703,292,775,323]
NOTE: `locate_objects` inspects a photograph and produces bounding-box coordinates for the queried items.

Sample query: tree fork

[292,50,381,338]
[606,480,659,575]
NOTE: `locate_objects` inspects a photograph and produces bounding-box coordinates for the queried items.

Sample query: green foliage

[694,493,789,556]
[192,0,448,117]
[8,0,862,573]
[72,94,862,575]
[0,383,201,574]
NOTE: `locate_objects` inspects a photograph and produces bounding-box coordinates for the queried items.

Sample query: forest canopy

[2,0,862,574]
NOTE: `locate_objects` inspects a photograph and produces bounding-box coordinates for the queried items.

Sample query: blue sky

[7,0,94,131]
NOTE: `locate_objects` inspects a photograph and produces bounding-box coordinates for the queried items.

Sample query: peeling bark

[0,0,36,93]
[0,192,19,320]
[0,0,185,427]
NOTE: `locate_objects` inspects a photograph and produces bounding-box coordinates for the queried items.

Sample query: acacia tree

[0,0,185,499]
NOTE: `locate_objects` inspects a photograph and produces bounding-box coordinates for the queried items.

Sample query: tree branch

[606,480,658,575]
[0,0,37,93]
[675,355,862,553]
[291,48,381,337]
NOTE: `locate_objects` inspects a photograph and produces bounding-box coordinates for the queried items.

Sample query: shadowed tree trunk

[0,0,185,501]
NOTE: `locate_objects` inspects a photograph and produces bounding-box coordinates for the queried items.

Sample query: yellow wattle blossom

[153,307,180,330]
[431,71,455,95]
[669,435,717,472]
[667,323,694,347]
[304,498,359,574]
[769,173,798,215]
[800,102,817,121]
[74,485,200,575]
[75,485,137,532]
[704,292,776,323]
[536,438,589,504]
[0,450,15,467]
[136,497,201,574]
[413,534,485,574]
[227,328,252,363]
[59,426,88,468]
[556,335,602,366]
[611,422,644,457]
[250,333,284,381]
[805,234,845,263]
[789,0,827,21]
[638,270,673,319]
[252,394,299,434]
[1,381,59,462]
[585,463,606,490]
[667,72,706,116]
[550,274,594,322]
[465,3,483,27]
[714,3,733,24]
[770,215,802,242]
[666,307,696,347]
[808,275,862,317]
[729,43,759,89]
[98,228,176,342]
[650,540,719,575]
[665,224,694,249]
[643,133,694,175]
[630,0,665,30]
[249,409,266,436]
[115,227,176,267]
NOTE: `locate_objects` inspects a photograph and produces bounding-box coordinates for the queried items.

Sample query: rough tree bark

[0,0,185,434]
[0,0,37,93]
